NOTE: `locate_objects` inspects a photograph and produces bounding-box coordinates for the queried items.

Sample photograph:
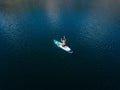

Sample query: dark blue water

[0,0,120,90]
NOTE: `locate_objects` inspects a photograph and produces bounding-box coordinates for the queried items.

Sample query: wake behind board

[53,40,73,53]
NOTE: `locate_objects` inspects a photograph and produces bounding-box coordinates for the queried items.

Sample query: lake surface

[0,0,120,90]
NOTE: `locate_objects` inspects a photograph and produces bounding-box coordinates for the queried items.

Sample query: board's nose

[53,40,58,44]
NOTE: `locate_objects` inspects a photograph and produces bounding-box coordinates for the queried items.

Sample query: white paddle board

[53,40,73,53]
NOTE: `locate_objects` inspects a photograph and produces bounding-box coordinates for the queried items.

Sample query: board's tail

[68,50,73,54]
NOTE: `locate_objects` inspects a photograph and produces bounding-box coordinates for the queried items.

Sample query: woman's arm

[61,38,63,42]
[64,36,66,41]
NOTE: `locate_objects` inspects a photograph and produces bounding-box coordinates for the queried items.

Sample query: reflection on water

[45,0,61,28]
[0,0,120,90]
[0,13,20,41]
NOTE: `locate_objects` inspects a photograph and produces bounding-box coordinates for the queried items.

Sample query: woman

[61,36,66,47]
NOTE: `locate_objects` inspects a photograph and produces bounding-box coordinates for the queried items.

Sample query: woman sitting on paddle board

[61,36,66,47]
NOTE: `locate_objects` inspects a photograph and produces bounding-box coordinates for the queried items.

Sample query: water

[0,0,120,90]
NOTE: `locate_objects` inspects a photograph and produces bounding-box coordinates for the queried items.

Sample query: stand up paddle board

[53,40,73,53]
